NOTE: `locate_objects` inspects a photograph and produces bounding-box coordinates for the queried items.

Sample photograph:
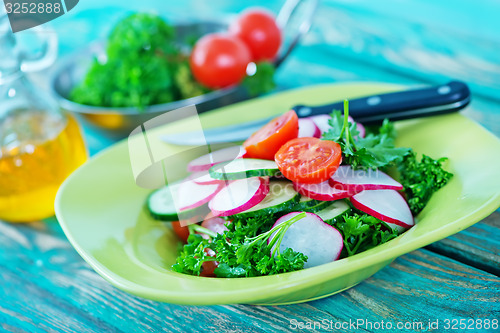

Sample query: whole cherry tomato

[229,9,281,61]
[190,33,251,89]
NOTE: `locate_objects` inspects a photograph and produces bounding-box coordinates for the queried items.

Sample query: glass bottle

[0,16,87,222]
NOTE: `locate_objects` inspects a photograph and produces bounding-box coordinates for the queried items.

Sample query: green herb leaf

[70,13,206,110]
[330,210,399,257]
[173,213,308,277]
[172,234,214,276]
[241,62,276,97]
[172,213,308,278]
[397,152,453,215]
[322,102,411,170]
[213,263,248,278]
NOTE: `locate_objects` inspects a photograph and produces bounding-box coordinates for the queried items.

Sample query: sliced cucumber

[315,200,350,224]
[233,180,300,218]
[292,195,331,213]
[147,185,179,221]
[147,183,206,221]
[209,158,281,180]
[296,195,324,209]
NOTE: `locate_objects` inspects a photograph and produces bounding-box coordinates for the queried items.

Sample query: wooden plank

[427,211,500,276]
[0,220,498,332]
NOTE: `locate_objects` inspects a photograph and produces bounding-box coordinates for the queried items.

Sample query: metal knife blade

[161,81,470,146]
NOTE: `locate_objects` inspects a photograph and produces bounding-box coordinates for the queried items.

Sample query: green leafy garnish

[329,211,399,257]
[322,99,453,215]
[173,213,308,277]
[225,214,277,242]
[213,212,308,277]
[70,13,208,110]
[322,100,411,169]
[397,152,453,215]
[171,234,216,276]
[173,61,211,99]
[241,62,276,97]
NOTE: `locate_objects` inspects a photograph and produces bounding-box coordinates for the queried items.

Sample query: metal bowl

[50,0,318,139]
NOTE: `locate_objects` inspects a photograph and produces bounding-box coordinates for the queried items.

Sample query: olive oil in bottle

[0,18,87,222]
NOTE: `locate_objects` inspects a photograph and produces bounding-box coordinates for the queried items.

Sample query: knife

[161,80,470,145]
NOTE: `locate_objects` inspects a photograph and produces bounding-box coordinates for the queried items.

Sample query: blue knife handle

[292,80,470,124]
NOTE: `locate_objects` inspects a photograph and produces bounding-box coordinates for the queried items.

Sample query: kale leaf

[212,236,307,278]
[225,214,277,242]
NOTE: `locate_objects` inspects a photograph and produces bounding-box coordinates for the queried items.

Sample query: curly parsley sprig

[322,100,411,170]
[397,152,453,215]
[173,213,309,278]
[322,99,453,215]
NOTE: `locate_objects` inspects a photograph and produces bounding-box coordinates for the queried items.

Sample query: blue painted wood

[0,219,499,332]
[3,0,500,331]
[427,211,500,276]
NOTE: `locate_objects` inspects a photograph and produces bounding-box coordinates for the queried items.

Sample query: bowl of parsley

[51,13,250,138]
[51,3,317,138]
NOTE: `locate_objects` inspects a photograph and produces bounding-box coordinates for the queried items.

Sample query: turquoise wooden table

[1,0,499,331]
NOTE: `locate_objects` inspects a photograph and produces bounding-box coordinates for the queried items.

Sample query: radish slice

[209,177,269,216]
[187,146,245,172]
[356,122,366,138]
[346,116,365,138]
[269,212,343,268]
[350,190,414,230]
[309,115,331,134]
[189,171,224,185]
[310,114,365,138]
[293,180,350,201]
[198,214,229,239]
[177,179,223,211]
[330,165,403,193]
[201,215,229,235]
[298,118,321,138]
[383,221,407,234]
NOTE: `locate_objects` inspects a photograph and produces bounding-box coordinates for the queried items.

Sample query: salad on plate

[147,101,453,277]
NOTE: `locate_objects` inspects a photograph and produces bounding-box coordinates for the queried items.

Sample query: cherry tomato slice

[200,247,218,277]
[275,137,342,184]
[171,221,190,243]
[243,110,299,160]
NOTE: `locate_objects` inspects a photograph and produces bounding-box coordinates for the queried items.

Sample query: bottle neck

[0,15,22,83]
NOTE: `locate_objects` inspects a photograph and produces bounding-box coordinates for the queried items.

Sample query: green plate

[55,83,500,305]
